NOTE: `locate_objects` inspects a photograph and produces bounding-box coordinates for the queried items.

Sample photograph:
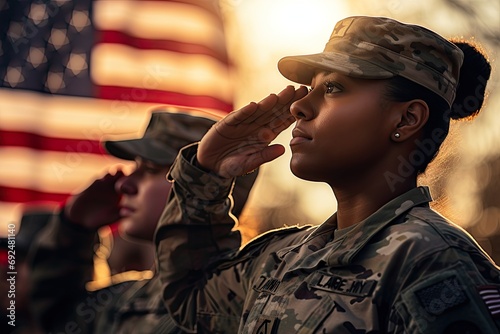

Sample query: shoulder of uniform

[383,206,486,256]
[206,225,313,271]
[403,206,468,237]
[240,224,314,251]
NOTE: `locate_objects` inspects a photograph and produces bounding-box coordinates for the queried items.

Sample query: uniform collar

[276,186,433,269]
[326,186,432,266]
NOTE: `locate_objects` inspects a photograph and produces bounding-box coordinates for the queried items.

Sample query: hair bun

[448,39,491,120]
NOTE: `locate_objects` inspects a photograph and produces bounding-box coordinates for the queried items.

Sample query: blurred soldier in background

[1,209,49,334]
[28,109,258,333]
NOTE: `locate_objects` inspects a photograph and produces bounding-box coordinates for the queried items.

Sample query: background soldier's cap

[104,109,218,166]
[278,16,464,107]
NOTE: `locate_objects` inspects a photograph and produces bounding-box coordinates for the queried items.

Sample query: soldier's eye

[323,81,342,94]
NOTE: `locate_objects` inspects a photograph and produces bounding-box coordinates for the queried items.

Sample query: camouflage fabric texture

[278,16,463,106]
[28,212,182,333]
[157,144,500,333]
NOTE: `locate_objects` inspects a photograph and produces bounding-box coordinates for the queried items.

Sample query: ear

[391,100,429,141]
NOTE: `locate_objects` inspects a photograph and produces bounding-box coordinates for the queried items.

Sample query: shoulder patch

[414,275,468,315]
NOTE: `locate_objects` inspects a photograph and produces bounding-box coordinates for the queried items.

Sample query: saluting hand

[197,86,307,178]
[64,170,124,230]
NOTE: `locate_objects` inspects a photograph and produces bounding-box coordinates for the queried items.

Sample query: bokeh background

[221,0,500,259]
[1,0,499,261]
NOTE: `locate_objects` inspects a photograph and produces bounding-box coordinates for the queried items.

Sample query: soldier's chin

[120,223,152,242]
[290,157,321,182]
[118,219,141,240]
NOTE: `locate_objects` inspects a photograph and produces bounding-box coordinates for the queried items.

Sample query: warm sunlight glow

[235,0,347,56]
[225,0,349,222]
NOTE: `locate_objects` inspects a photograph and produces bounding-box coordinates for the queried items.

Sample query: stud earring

[394,133,400,138]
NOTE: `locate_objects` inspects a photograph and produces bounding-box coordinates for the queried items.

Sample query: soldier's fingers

[275,85,299,105]
[223,102,259,126]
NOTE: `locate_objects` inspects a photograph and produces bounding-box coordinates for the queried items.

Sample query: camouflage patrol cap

[104,109,218,166]
[278,16,464,106]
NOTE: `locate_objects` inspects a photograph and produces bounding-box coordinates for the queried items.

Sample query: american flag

[0,0,233,227]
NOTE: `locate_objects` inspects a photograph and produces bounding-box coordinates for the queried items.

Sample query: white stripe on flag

[91,44,233,103]
[93,0,226,45]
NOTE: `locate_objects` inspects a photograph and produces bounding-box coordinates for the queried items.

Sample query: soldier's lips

[119,206,135,217]
[290,136,310,146]
[290,127,312,147]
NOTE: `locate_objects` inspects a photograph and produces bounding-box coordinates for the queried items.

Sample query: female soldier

[156,16,500,333]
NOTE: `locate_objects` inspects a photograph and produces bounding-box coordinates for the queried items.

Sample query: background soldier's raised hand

[63,170,124,230]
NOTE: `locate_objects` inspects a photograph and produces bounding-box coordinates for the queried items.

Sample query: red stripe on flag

[96,86,233,112]
[0,251,8,266]
[97,30,229,63]
[0,186,69,203]
[0,130,105,154]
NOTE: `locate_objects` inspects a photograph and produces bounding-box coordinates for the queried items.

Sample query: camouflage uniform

[29,211,184,334]
[157,144,500,333]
